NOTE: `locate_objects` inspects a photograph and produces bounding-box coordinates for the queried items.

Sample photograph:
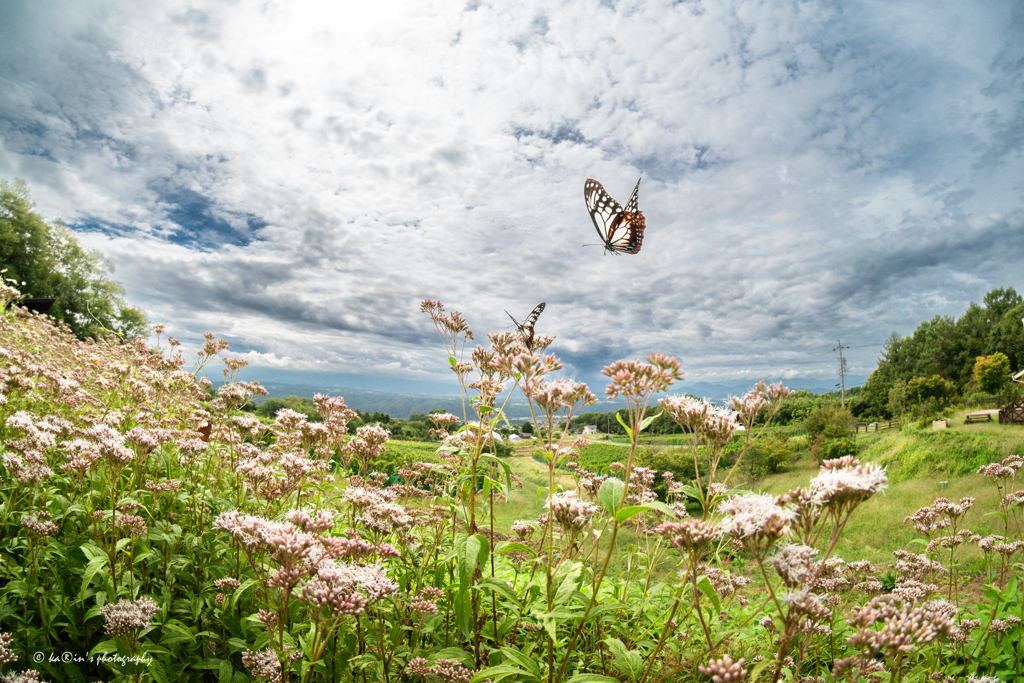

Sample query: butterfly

[505,302,545,350]
[584,177,645,254]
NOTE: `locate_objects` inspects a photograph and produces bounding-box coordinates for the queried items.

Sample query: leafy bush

[743,434,794,480]
[819,437,858,462]
[636,447,707,500]
[906,374,957,406]
[803,404,853,440]
[973,352,1012,394]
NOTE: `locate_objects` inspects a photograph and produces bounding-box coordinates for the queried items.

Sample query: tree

[803,405,853,440]
[973,353,1012,395]
[906,375,957,406]
[1,179,146,339]
[861,288,1024,415]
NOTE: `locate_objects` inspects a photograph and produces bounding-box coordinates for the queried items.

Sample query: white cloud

[1,0,1021,393]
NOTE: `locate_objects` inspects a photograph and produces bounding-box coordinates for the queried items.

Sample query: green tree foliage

[906,375,957,406]
[0,179,147,339]
[769,391,819,425]
[819,437,858,461]
[256,395,320,420]
[972,352,1012,394]
[743,434,794,481]
[861,287,1024,417]
[803,405,853,440]
[888,379,908,417]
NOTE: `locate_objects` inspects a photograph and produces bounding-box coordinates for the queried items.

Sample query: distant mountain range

[243,376,865,420]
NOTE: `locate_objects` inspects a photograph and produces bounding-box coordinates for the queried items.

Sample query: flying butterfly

[584,177,645,254]
[505,302,546,351]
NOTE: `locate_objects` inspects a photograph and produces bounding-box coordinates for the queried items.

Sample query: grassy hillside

[492,414,1024,569]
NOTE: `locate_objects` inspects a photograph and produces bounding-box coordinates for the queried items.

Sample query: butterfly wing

[522,302,545,331]
[623,178,640,214]
[585,178,644,254]
[507,302,546,350]
[584,179,624,247]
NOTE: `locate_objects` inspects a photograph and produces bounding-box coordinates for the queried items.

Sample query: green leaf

[678,483,703,501]
[158,621,196,647]
[599,478,625,515]
[499,646,542,678]
[78,554,109,600]
[479,453,513,487]
[89,639,119,656]
[553,563,583,606]
[536,486,550,506]
[149,657,170,683]
[566,674,622,683]
[78,542,106,562]
[588,603,628,618]
[696,574,721,615]
[494,541,537,558]
[470,665,534,683]
[615,500,677,523]
[602,636,644,678]
[749,657,773,682]
[615,412,633,440]
[455,534,490,637]
[429,647,475,665]
[476,577,521,606]
[638,413,660,433]
[613,505,648,523]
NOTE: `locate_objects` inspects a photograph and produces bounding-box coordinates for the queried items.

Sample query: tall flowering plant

[660,380,792,515]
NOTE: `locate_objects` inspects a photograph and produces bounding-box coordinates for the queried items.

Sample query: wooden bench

[965,414,992,424]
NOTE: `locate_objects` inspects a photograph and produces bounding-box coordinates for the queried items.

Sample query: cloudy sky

[1,0,1022,397]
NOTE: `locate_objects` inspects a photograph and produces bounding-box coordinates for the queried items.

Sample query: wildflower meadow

[0,286,1022,683]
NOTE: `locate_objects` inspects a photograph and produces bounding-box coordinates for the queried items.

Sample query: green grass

[752,419,1022,567]
[377,418,1023,570]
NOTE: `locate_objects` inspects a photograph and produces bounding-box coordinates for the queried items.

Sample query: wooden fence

[999,401,1024,425]
[854,419,899,434]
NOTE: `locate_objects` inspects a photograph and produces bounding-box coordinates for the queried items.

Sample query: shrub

[907,375,957,406]
[636,447,708,500]
[973,352,1012,394]
[743,434,794,480]
[820,437,858,462]
[803,404,853,440]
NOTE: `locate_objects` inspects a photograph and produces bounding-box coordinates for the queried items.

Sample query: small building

[582,425,599,435]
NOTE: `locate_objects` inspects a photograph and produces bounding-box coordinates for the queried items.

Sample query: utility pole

[833,340,849,408]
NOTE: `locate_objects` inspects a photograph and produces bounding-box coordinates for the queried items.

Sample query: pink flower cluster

[809,457,888,509]
[719,493,796,547]
[100,597,160,637]
[242,647,282,683]
[659,396,738,450]
[0,631,16,665]
[698,654,748,683]
[20,512,57,536]
[546,491,599,534]
[603,352,683,401]
[405,657,477,683]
